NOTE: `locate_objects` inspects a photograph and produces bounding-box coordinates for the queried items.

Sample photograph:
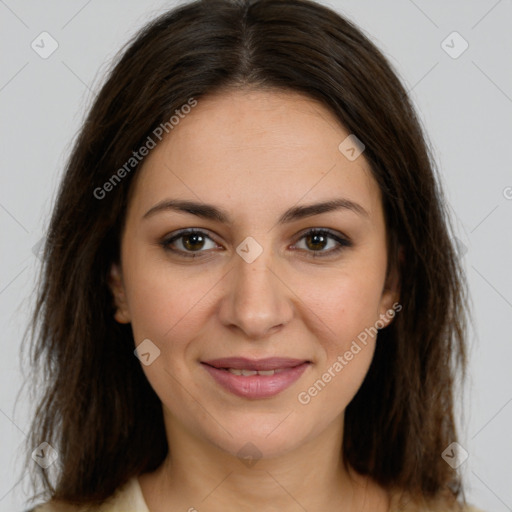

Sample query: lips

[201,357,308,371]
[224,368,283,376]
[200,357,311,399]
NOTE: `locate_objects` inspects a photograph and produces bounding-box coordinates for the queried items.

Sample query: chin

[203,413,316,461]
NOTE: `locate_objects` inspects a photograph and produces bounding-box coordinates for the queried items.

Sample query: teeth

[226,368,284,376]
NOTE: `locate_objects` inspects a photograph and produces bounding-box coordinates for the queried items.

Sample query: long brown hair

[23,0,469,508]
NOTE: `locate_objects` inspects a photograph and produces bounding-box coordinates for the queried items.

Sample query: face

[109,88,399,460]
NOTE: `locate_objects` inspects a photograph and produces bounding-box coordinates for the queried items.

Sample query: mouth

[200,357,311,399]
[216,368,287,376]
[201,356,310,371]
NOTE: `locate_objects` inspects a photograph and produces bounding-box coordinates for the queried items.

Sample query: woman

[24,0,481,510]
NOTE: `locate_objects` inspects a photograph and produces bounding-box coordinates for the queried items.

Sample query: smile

[224,368,286,376]
[200,358,311,399]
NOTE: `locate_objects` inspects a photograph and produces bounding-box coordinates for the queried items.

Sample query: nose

[217,242,294,340]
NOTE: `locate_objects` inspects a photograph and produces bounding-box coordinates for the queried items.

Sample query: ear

[377,246,403,328]
[108,263,131,324]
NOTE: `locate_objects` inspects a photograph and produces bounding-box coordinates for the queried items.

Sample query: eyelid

[293,227,350,244]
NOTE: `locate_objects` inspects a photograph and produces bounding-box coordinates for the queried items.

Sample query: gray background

[1,1,511,511]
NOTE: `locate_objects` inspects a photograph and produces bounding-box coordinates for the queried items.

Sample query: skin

[109,88,399,512]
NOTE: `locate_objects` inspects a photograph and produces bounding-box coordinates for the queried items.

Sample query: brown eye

[304,232,329,251]
[161,229,219,257]
[181,232,207,251]
[294,229,352,257]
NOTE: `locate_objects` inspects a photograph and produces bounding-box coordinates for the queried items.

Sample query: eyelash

[159,228,352,259]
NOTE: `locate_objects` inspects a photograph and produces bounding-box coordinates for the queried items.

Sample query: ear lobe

[108,263,131,324]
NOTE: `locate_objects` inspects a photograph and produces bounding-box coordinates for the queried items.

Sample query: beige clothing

[31,476,484,512]
[31,478,148,512]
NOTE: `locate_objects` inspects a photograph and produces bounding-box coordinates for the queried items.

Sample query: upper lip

[201,357,309,371]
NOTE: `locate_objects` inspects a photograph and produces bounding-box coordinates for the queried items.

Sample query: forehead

[127,88,382,222]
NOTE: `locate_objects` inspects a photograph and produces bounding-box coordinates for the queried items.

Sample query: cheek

[122,264,211,410]
[293,273,382,413]
[296,340,375,429]
[292,264,384,404]
[122,247,215,346]
[298,265,385,345]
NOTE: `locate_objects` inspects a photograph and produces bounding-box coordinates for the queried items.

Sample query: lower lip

[201,362,310,399]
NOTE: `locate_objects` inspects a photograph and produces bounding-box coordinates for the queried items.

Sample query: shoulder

[25,503,81,512]
[27,477,148,512]
[388,490,485,512]
[399,502,486,511]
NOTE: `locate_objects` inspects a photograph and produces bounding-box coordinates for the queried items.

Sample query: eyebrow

[142,197,369,224]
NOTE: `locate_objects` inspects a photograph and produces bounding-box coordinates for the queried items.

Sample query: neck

[139,409,389,511]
